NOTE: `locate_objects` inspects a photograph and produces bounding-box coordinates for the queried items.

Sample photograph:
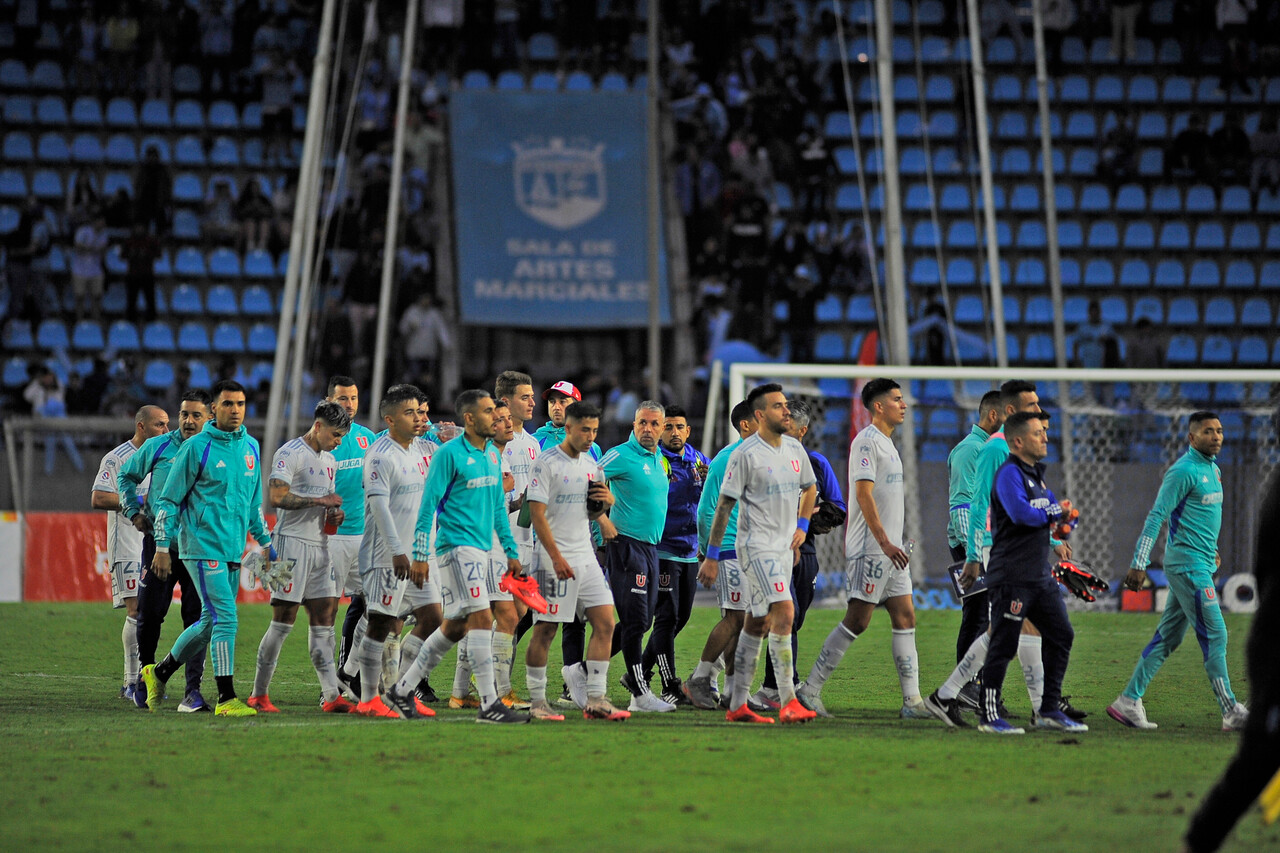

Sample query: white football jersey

[95,440,146,565]
[845,424,906,559]
[360,435,428,568]
[526,445,600,562]
[270,437,337,543]
[719,433,816,555]
[503,427,540,545]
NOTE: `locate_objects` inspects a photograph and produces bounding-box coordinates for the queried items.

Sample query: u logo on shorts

[469,585,481,598]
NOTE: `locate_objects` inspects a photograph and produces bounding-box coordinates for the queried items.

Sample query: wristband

[706,545,721,561]
[797,518,810,533]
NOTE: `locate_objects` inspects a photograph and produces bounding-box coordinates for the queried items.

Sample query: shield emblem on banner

[512,138,606,230]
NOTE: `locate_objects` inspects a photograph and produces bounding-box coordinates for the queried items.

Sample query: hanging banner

[22,513,273,604]
[450,89,670,328]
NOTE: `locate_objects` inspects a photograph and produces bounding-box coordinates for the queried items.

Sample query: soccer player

[389,389,529,724]
[1182,471,1278,853]
[93,404,169,702]
[683,400,756,710]
[640,403,708,704]
[140,380,272,717]
[602,400,674,712]
[525,402,629,721]
[119,391,212,712]
[1107,411,1249,731]
[495,370,541,576]
[346,385,436,719]
[756,399,846,709]
[248,401,352,713]
[699,383,818,724]
[794,378,928,720]
[969,411,1085,735]
[326,377,378,675]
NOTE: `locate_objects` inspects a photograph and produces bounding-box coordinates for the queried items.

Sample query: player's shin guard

[806,623,857,691]
[1018,634,1045,711]
[357,638,385,704]
[493,631,515,696]
[123,616,139,686]
[252,621,292,698]
[731,632,763,709]
[468,630,497,707]
[767,633,797,704]
[940,633,990,700]
[309,625,341,703]
[892,628,922,701]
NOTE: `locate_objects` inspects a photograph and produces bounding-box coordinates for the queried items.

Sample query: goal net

[720,364,1280,609]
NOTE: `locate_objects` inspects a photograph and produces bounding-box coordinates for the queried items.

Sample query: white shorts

[517,541,534,573]
[531,548,614,624]
[739,547,793,618]
[487,544,513,602]
[436,546,492,621]
[715,554,748,612]
[362,564,408,617]
[271,534,338,604]
[330,534,362,597]
[845,552,913,605]
[111,560,140,608]
[399,560,442,616]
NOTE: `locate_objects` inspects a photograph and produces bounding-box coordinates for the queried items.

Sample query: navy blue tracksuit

[977,456,1074,722]
[137,535,205,697]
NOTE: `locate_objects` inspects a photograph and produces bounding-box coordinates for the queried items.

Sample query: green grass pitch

[1,602,1273,852]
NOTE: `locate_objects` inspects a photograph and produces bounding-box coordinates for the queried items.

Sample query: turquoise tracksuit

[118,428,184,532]
[151,421,271,678]
[947,424,990,551]
[413,435,518,561]
[1123,446,1235,711]
[601,433,668,545]
[331,423,377,536]
[697,439,742,556]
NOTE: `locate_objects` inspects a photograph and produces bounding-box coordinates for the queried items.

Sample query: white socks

[1018,634,1044,711]
[358,638,385,704]
[342,615,367,677]
[394,628,455,696]
[939,633,990,700]
[527,665,547,702]
[731,632,763,709]
[767,633,796,704]
[400,634,424,678]
[468,630,497,707]
[891,628,921,702]
[493,630,515,697]
[806,623,857,691]
[692,659,715,681]
[309,625,340,703]
[451,634,472,698]
[585,659,608,700]
[252,620,292,697]
[123,616,139,685]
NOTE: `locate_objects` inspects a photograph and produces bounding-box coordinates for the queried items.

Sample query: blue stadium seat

[107,320,141,350]
[1009,183,1040,211]
[1203,297,1235,327]
[996,110,1027,138]
[1159,221,1191,250]
[1087,220,1119,249]
[1194,222,1225,250]
[178,322,210,352]
[71,319,105,350]
[209,137,239,167]
[564,72,592,92]
[1146,187,1178,215]
[1129,76,1159,102]
[1002,295,1021,324]
[105,97,137,127]
[241,138,264,168]
[1220,185,1250,213]
[1123,221,1155,250]
[1023,333,1054,365]
[834,183,861,212]
[139,136,170,162]
[1201,336,1233,366]
[1154,260,1186,287]
[140,99,171,128]
[1136,111,1167,140]
[70,133,103,163]
[946,258,976,286]
[462,70,490,89]
[1015,259,1045,287]
[1132,295,1163,324]
[999,148,1032,174]
[172,173,202,203]
[1084,259,1115,288]
[207,100,238,130]
[1167,297,1199,325]
[31,169,61,200]
[3,94,33,125]
[3,319,34,349]
[1184,184,1216,213]
[173,99,204,129]
[1119,259,1151,287]
[241,285,273,316]
[205,284,238,314]
[815,295,843,323]
[815,332,845,361]
[1114,184,1146,212]
[174,135,206,167]
[939,184,970,211]
[142,321,176,352]
[1240,296,1272,327]
[102,134,137,165]
[1269,226,1280,251]
[1069,148,1097,175]
[1094,75,1124,102]
[1237,337,1269,366]
[530,71,559,91]
[925,75,954,102]
[1228,223,1261,251]
[247,324,277,355]
[174,247,207,277]
[36,319,69,349]
[909,258,939,286]
[170,284,202,314]
[0,169,26,199]
[928,111,957,138]
[1165,334,1197,366]
[208,248,241,278]
[143,359,175,390]
[496,71,524,90]
[1162,76,1193,102]
[240,250,272,279]
[947,221,977,248]
[0,59,30,88]
[3,356,29,387]
[954,295,985,324]
[1062,295,1089,325]
[171,209,201,241]
[847,295,877,323]
[1188,260,1221,288]
[186,360,212,388]
[1097,295,1126,325]
[1078,183,1111,212]
[172,64,201,94]
[36,96,67,126]
[31,60,64,89]
[910,221,939,248]
[900,147,926,174]
[1060,75,1090,102]
[1015,221,1045,248]
[212,323,244,353]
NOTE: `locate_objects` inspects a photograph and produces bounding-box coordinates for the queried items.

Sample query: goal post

[722,363,1280,601]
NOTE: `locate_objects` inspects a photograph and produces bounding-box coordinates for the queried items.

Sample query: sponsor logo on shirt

[1201,492,1223,505]
[466,476,499,489]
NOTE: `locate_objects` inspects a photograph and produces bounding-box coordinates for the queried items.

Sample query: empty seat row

[4,318,278,355]
[910,256,1280,289]
[0,95,252,130]
[1,130,296,168]
[890,217,1280,253]
[1,354,274,392]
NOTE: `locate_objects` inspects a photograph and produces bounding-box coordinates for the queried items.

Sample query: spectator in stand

[1210,111,1252,184]
[730,134,775,208]
[200,0,237,94]
[70,357,111,415]
[398,292,453,389]
[104,1,141,93]
[140,0,174,102]
[808,221,837,286]
[71,214,109,321]
[1042,0,1076,76]
[24,366,85,476]
[355,60,392,153]
[68,3,102,93]
[1217,0,1257,96]
[1125,317,1164,369]
[1098,109,1139,184]
[1108,0,1141,62]
[1167,114,1213,182]
[133,145,172,237]
[65,169,101,231]
[202,179,240,246]
[1073,300,1120,369]
[270,175,295,250]
[795,130,834,220]
[5,196,47,325]
[121,222,161,325]
[772,220,811,279]
[493,0,521,69]
[103,187,134,230]
[343,243,383,352]
[980,0,1029,61]
[1251,113,1280,196]
[784,264,823,363]
[257,53,298,167]
[236,179,274,253]
[104,356,147,417]
[672,83,729,144]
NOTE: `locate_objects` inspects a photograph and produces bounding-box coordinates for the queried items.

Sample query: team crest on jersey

[1010,599,1023,615]
[245,454,255,470]
[636,573,647,588]
[489,451,498,464]
[659,573,670,586]
[791,459,801,473]
[1204,587,1216,600]
[357,435,369,449]
[418,462,426,475]
[528,447,537,460]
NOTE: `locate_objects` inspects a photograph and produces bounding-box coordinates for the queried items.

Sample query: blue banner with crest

[449,89,670,328]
